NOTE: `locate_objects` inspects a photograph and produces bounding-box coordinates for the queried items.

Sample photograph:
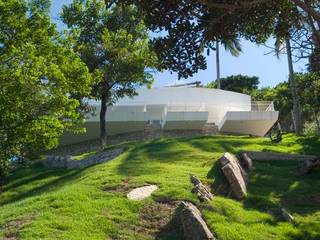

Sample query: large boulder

[190,175,213,202]
[175,201,215,240]
[219,152,247,200]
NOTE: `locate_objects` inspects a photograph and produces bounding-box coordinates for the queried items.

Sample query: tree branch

[291,0,320,22]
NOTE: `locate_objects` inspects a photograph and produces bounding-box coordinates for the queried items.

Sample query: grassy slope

[0,134,319,240]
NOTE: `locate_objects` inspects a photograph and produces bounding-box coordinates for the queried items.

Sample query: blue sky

[51,0,307,88]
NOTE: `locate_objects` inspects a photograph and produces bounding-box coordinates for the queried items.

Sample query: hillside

[0,134,319,240]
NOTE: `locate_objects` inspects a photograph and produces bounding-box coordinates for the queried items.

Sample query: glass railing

[251,101,275,112]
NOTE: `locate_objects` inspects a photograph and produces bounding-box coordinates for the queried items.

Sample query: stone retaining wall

[44,148,123,169]
[47,130,211,156]
[241,151,317,161]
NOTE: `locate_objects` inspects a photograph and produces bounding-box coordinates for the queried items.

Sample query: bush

[303,121,320,136]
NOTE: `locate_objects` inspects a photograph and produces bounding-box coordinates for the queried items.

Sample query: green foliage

[303,121,320,136]
[252,82,292,124]
[207,75,259,94]
[220,38,242,57]
[61,0,157,145]
[61,1,157,103]
[253,72,320,134]
[0,134,319,239]
[121,0,299,79]
[0,0,93,179]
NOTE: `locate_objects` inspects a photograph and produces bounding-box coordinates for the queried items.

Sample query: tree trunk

[100,90,108,148]
[313,82,320,135]
[286,36,303,135]
[216,41,221,89]
[313,110,320,135]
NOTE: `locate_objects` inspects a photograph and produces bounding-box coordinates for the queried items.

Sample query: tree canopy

[113,0,303,78]
[0,0,93,180]
[253,72,320,134]
[207,75,259,94]
[62,0,157,146]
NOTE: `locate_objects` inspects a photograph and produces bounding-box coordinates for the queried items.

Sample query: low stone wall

[44,148,123,169]
[241,151,317,162]
[47,129,213,156]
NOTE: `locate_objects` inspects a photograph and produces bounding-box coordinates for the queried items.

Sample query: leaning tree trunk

[313,110,320,135]
[286,36,303,135]
[100,90,108,148]
[216,41,221,89]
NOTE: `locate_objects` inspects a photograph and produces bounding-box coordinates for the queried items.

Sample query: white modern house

[61,87,279,145]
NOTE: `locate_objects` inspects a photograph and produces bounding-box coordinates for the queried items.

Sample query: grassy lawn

[0,134,319,239]
[71,151,97,161]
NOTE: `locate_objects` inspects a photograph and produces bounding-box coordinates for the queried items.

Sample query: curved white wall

[115,87,251,124]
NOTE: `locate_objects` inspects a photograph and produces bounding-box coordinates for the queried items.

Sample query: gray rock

[175,201,215,240]
[190,175,202,185]
[220,152,247,200]
[239,152,253,171]
[127,185,158,200]
[44,148,123,169]
[190,175,213,202]
[281,208,294,223]
[241,151,317,162]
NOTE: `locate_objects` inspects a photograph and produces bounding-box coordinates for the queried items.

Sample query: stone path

[127,185,158,200]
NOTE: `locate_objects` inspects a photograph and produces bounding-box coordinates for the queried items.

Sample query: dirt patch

[103,178,131,193]
[134,201,182,239]
[1,214,34,240]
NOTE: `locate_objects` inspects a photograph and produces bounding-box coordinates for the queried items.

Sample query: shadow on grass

[156,216,182,240]
[208,159,320,215]
[180,135,251,154]
[206,159,320,239]
[244,161,320,215]
[206,161,231,196]
[1,162,88,206]
[116,137,197,177]
[296,136,320,155]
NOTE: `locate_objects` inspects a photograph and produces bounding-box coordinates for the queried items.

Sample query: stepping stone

[127,185,158,200]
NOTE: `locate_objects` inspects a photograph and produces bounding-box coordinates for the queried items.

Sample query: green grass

[0,134,319,239]
[71,151,97,161]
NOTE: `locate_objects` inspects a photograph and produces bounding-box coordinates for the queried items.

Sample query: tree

[295,72,320,135]
[0,0,93,183]
[252,83,292,131]
[285,36,303,134]
[253,73,320,134]
[207,75,259,94]
[61,0,157,147]
[120,0,313,135]
[215,38,242,89]
[116,0,284,78]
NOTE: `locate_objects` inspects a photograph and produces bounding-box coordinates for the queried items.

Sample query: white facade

[115,87,251,124]
[60,87,279,145]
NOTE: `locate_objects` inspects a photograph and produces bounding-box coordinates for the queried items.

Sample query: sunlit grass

[0,134,319,239]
